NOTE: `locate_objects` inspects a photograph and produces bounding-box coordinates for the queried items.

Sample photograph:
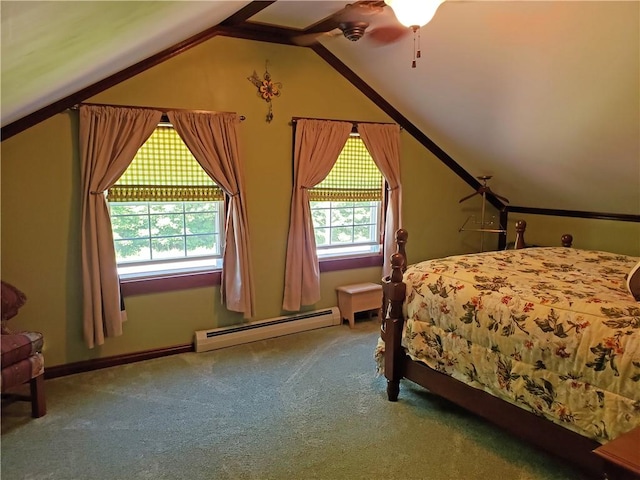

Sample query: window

[309,134,384,258]
[108,124,224,278]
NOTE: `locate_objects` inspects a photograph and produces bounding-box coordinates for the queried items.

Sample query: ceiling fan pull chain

[411,27,417,68]
[416,28,422,59]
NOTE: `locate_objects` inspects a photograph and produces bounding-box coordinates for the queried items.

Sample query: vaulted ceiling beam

[215,23,299,45]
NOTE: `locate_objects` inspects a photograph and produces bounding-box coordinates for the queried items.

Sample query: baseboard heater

[194,307,342,353]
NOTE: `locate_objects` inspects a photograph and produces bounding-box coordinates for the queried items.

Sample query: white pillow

[628,261,640,301]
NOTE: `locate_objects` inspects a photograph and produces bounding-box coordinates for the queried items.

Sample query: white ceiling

[1,1,638,216]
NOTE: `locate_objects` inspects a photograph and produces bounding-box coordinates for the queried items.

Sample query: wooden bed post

[514,220,527,249]
[395,229,408,273]
[381,230,408,402]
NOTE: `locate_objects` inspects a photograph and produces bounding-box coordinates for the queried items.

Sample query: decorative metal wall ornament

[247,62,282,123]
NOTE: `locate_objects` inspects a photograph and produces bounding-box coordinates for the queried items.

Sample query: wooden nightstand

[336,283,382,328]
[593,427,640,480]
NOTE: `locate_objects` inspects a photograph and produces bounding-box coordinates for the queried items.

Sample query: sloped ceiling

[1,0,252,123]
[1,1,638,216]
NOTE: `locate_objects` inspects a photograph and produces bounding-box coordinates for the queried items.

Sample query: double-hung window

[107,123,225,278]
[309,134,384,258]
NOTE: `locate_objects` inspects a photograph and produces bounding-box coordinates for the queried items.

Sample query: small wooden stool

[336,283,383,328]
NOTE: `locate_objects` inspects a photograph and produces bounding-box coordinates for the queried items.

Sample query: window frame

[109,122,227,296]
[311,199,383,259]
[307,132,386,261]
[109,199,225,277]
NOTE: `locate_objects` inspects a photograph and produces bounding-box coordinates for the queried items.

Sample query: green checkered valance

[108,125,223,202]
[309,136,383,202]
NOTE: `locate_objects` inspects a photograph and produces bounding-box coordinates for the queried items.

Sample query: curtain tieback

[90,191,105,195]
[387,186,400,191]
[228,191,240,197]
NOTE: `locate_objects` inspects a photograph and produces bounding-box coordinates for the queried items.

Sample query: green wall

[506,214,640,257]
[2,36,636,368]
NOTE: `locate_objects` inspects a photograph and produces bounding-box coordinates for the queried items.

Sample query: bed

[376,221,640,478]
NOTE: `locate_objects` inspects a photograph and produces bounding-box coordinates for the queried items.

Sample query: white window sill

[118,259,222,281]
[317,245,381,260]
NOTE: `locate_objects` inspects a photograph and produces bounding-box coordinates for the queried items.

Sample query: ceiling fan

[291,1,409,47]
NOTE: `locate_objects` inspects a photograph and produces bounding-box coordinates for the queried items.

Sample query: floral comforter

[400,247,640,443]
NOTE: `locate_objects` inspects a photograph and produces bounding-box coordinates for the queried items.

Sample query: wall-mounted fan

[291,1,409,46]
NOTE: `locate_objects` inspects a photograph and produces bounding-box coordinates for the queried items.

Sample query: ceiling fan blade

[304,1,385,36]
[365,25,410,45]
[291,30,340,47]
[337,1,385,23]
[291,32,322,46]
[292,1,391,46]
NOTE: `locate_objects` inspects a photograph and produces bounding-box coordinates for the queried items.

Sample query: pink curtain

[168,111,255,318]
[282,119,352,311]
[358,123,402,275]
[79,105,162,348]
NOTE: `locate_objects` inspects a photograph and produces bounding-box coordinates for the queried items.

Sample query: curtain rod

[70,102,245,121]
[290,116,400,128]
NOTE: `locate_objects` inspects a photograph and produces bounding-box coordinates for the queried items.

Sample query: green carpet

[1,320,588,479]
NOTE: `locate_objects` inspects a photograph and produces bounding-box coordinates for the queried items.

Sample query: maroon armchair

[1,281,46,417]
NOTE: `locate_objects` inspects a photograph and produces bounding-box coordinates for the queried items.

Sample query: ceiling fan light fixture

[384,0,445,28]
